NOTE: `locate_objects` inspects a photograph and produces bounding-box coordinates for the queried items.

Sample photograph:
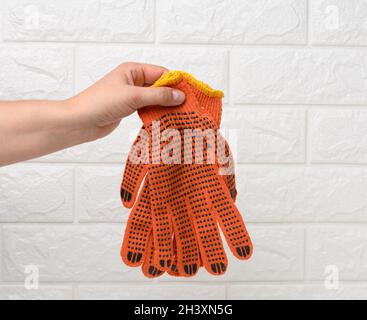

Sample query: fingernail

[172,90,185,103]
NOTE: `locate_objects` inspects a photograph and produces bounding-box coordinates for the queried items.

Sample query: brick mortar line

[1,280,367,286]
[0,225,3,284]
[2,40,367,50]
[18,162,367,167]
[0,0,3,44]
[229,105,367,108]
[0,40,308,47]
[307,0,311,46]
[303,228,308,283]
[72,166,77,224]
[1,222,367,227]
[153,0,158,46]
[227,49,232,106]
[305,109,310,165]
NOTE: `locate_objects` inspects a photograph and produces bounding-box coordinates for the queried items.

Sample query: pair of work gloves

[120,71,253,278]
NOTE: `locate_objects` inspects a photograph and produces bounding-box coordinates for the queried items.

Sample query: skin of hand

[0,63,186,167]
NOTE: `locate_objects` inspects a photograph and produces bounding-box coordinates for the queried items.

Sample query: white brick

[227,226,304,281]
[307,226,367,280]
[237,166,367,222]
[0,166,73,222]
[228,284,367,300]
[3,0,367,300]
[310,110,367,163]
[158,0,307,44]
[0,46,73,100]
[160,226,304,282]
[228,284,305,300]
[76,47,228,101]
[4,0,154,42]
[35,113,141,163]
[0,1,3,40]
[77,285,226,300]
[2,225,149,282]
[311,0,367,45]
[0,286,72,300]
[232,49,367,105]
[222,108,305,163]
[76,166,129,222]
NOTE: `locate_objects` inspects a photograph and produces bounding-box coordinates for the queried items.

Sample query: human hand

[66,62,186,142]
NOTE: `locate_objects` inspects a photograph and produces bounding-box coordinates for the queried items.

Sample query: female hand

[68,62,186,141]
[0,62,186,166]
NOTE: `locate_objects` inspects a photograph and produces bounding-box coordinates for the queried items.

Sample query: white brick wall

[1,0,367,300]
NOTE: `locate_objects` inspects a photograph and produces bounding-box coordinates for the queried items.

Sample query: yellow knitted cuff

[153,70,224,98]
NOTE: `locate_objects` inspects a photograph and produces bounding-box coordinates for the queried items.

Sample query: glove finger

[151,201,174,271]
[167,235,180,277]
[121,181,152,267]
[216,133,237,201]
[170,197,200,277]
[142,232,165,279]
[221,173,237,201]
[186,192,228,276]
[209,176,253,261]
[121,128,149,208]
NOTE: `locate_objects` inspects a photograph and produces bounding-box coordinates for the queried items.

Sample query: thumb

[131,86,186,109]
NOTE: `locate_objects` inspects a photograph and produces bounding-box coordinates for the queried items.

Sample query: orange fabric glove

[122,141,237,279]
[120,71,252,277]
[121,71,237,278]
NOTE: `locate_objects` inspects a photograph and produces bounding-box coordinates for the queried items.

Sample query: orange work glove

[120,71,253,277]
[122,138,237,279]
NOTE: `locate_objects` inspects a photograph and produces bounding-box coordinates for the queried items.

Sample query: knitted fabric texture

[120,71,252,278]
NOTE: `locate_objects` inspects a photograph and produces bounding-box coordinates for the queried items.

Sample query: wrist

[62,94,116,144]
[59,97,95,145]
